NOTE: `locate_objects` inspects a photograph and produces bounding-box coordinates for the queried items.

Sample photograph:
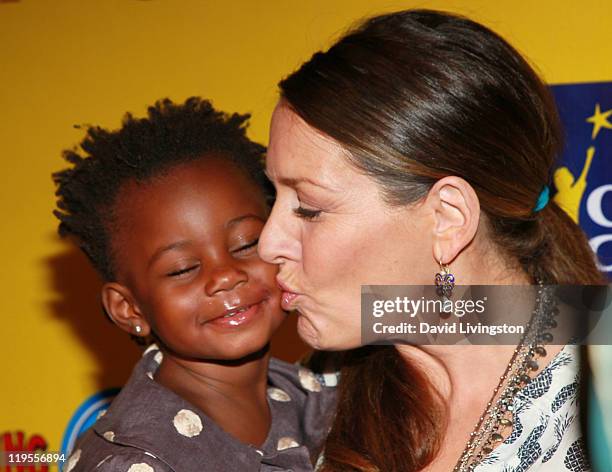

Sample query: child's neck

[154,346,272,447]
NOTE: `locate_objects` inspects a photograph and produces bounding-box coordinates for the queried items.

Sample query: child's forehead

[107,156,269,271]
[112,156,267,221]
[142,153,242,181]
[118,155,257,193]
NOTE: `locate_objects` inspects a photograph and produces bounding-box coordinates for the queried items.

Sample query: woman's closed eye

[293,206,322,220]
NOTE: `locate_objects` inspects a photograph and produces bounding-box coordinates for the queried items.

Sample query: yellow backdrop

[1,0,610,467]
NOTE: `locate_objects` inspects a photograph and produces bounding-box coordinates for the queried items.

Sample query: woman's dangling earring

[435,260,455,300]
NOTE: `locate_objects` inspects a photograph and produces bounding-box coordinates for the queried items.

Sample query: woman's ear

[427,176,480,264]
[101,282,151,337]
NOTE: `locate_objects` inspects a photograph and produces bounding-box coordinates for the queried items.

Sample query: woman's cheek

[302,229,338,275]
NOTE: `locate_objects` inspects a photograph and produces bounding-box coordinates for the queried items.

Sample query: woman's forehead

[267,105,349,183]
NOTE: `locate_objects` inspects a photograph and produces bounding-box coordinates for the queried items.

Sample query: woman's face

[259,104,434,350]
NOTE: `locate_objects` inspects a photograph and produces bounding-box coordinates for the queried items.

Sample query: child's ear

[426,176,480,264]
[101,282,151,338]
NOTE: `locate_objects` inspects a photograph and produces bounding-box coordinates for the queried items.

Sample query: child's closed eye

[167,264,199,277]
[233,238,259,254]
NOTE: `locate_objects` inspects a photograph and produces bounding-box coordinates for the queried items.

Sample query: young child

[53,98,336,472]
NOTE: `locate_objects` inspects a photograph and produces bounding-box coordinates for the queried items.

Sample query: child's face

[105,157,285,360]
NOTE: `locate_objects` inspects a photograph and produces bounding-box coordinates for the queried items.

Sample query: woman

[258,9,602,472]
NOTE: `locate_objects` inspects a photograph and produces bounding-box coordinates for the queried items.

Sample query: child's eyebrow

[148,240,191,268]
[226,214,264,228]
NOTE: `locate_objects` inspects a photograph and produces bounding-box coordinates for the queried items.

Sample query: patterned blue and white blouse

[475,344,590,471]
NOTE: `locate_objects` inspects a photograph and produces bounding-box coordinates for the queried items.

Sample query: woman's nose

[204,264,248,296]
[258,201,300,264]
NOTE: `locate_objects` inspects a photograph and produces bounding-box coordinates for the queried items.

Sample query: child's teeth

[223,306,248,318]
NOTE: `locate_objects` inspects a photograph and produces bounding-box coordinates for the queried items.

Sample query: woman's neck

[405,244,535,389]
[395,257,560,470]
[450,230,533,286]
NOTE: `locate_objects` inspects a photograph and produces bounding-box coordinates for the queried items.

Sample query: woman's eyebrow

[265,170,332,190]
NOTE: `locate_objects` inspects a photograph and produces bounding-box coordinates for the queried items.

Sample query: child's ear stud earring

[134,324,142,335]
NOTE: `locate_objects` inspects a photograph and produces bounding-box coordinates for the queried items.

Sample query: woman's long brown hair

[279,9,604,471]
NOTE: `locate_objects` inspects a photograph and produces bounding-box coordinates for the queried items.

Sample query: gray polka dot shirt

[66,345,337,471]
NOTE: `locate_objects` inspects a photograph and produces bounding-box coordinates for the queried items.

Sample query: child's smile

[205,296,267,328]
[106,156,286,361]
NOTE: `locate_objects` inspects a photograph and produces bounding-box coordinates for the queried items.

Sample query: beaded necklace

[453,284,558,471]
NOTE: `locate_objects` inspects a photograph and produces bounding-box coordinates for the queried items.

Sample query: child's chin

[215,337,271,362]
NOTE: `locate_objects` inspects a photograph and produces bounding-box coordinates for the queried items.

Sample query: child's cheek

[248,258,280,286]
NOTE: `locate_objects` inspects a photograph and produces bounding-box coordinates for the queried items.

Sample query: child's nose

[204,264,248,296]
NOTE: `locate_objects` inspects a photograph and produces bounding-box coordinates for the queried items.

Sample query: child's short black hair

[53,97,272,281]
